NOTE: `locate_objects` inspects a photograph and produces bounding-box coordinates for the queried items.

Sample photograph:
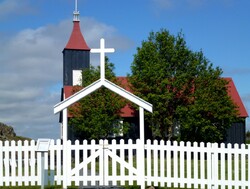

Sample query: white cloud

[80,17,134,67]
[0,0,33,20]
[82,17,133,49]
[0,17,133,140]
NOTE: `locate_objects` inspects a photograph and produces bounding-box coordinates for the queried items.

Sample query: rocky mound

[0,122,30,141]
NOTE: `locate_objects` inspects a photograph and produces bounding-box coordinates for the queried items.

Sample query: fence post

[139,107,145,189]
[62,108,68,189]
[211,148,214,189]
[206,143,212,189]
[209,143,217,189]
[36,139,51,189]
[0,141,3,186]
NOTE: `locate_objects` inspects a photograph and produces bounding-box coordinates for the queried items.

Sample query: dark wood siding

[225,121,246,144]
[63,49,90,86]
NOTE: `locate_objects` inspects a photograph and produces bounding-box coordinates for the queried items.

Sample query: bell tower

[63,0,90,86]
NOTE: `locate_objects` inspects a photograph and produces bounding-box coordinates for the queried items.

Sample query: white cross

[91,38,115,81]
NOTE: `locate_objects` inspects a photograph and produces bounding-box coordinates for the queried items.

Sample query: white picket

[159,140,165,187]
[10,141,15,185]
[241,144,245,187]
[166,140,171,187]
[90,139,97,185]
[74,140,80,185]
[186,141,192,188]
[49,139,55,185]
[146,139,151,185]
[248,145,250,189]
[55,139,62,185]
[128,139,134,185]
[179,141,185,188]
[111,139,117,185]
[30,140,36,185]
[4,141,10,186]
[200,142,205,189]
[0,141,3,186]
[220,143,226,189]
[0,139,250,188]
[66,140,72,186]
[153,140,158,186]
[17,140,22,185]
[227,143,233,189]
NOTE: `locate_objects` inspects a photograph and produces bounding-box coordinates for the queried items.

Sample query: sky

[0,0,249,140]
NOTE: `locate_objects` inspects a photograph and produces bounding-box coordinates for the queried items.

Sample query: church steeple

[65,0,90,50]
[63,0,90,86]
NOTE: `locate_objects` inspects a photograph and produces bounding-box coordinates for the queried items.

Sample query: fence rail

[0,139,250,189]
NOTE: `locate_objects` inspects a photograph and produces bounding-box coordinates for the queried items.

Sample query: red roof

[117,77,132,92]
[65,21,90,50]
[63,77,248,118]
[63,79,136,117]
[116,77,137,117]
[64,85,76,100]
[224,78,248,117]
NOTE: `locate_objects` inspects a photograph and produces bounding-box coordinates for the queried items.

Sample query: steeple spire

[64,0,90,50]
[63,0,90,86]
[73,0,80,21]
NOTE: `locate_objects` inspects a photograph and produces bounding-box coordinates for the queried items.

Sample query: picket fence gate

[0,139,250,189]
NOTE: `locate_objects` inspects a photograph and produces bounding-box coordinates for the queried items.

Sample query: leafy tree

[129,29,239,143]
[246,131,250,138]
[69,57,128,140]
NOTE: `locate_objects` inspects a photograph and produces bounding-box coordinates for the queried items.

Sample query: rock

[0,122,31,141]
[0,122,16,140]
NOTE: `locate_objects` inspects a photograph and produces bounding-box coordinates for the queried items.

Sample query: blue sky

[0,0,249,139]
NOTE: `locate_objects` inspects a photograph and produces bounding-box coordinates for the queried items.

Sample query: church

[59,3,248,144]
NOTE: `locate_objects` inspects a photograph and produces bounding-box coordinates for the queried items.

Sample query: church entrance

[69,139,140,187]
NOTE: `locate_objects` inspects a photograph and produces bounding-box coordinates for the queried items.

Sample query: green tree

[69,57,128,140]
[129,29,239,143]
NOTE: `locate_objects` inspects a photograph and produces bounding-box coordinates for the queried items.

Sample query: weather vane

[73,0,80,21]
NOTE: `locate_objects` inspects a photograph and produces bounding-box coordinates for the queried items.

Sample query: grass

[86,155,249,180]
[1,145,250,189]
[1,153,249,189]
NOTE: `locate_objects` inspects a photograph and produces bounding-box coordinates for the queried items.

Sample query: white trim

[54,79,153,114]
[54,79,102,114]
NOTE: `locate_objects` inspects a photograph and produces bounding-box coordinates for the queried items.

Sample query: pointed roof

[225,78,248,118]
[54,79,153,114]
[64,21,90,50]
[65,0,90,50]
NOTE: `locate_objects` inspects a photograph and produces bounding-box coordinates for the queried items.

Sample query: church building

[59,3,248,144]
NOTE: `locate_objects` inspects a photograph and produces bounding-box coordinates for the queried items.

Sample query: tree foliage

[129,29,239,143]
[69,57,128,140]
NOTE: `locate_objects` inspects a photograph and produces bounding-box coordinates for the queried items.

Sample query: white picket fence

[0,139,250,189]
